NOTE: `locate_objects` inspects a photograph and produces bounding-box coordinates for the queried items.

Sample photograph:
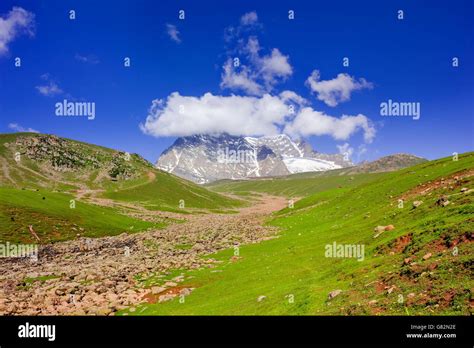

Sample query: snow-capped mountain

[156,134,352,184]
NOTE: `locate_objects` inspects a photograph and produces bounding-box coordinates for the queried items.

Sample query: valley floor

[0,195,287,315]
[1,153,472,316]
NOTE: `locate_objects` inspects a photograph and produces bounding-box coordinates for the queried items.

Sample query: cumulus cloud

[166,24,181,43]
[140,11,377,145]
[8,123,39,133]
[0,7,35,56]
[220,59,264,95]
[283,107,376,143]
[278,90,308,106]
[140,92,289,137]
[35,74,63,97]
[259,48,293,89]
[221,12,292,96]
[221,37,292,96]
[140,91,375,143]
[306,70,373,107]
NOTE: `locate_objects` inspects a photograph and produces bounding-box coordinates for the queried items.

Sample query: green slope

[207,170,387,198]
[129,152,474,315]
[0,187,160,244]
[103,172,241,212]
[0,132,242,242]
[0,132,242,212]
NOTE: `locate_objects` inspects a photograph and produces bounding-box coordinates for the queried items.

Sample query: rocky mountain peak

[156,133,353,184]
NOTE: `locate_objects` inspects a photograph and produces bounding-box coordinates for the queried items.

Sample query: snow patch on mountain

[156,133,352,183]
[283,157,342,174]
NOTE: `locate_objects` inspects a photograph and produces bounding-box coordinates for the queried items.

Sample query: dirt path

[0,194,287,315]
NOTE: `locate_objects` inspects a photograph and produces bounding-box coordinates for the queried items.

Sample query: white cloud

[75,53,99,64]
[35,74,63,97]
[279,90,307,106]
[140,92,289,137]
[8,123,38,133]
[166,24,181,43]
[225,11,261,42]
[259,48,293,88]
[141,11,376,144]
[140,91,376,143]
[284,107,376,143]
[240,11,258,26]
[306,70,373,107]
[221,13,292,96]
[221,37,292,96]
[0,7,35,56]
[220,59,264,95]
[36,82,62,96]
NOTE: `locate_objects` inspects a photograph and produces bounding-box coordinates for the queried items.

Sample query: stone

[257,295,267,302]
[179,288,192,296]
[96,307,112,316]
[151,287,166,295]
[158,294,175,303]
[422,252,432,260]
[412,201,423,208]
[436,195,449,207]
[374,226,386,234]
[328,290,342,300]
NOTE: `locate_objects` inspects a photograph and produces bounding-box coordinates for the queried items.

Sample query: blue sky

[1,0,473,163]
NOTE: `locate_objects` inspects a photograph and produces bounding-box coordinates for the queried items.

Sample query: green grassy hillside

[103,172,241,212]
[207,170,387,198]
[0,187,160,243]
[0,133,242,242]
[128,152,473,315]
[0,133,241,212]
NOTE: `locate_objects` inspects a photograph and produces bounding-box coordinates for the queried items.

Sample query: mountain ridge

[156,133,353,183]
